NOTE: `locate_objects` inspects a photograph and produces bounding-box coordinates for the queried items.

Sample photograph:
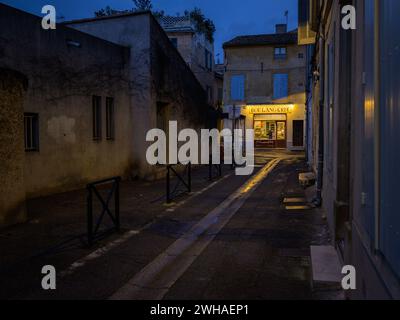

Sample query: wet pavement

[0,150,340,300]
[164,158,331,300]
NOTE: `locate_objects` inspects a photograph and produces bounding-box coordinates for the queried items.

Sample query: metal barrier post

[115,178,120,231]
[188,162,192,193]
[87,186,93,246]
[86,177,121,246]
[209,154,212,181]
[166,165,171,203]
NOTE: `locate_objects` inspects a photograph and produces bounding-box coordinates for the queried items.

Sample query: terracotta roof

[223,31,298,48]
[158,16,196,33]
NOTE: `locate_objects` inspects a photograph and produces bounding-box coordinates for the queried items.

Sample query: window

[92,95,102,140]
[273,73,288,99]
[298,53,304,59]
[24,113,39,151]
[106,97,115,140]
[205,49,213,71]
[230,75,245,101]
[274,47,287,59]
[206,86,213,104]
[170,38,178,48]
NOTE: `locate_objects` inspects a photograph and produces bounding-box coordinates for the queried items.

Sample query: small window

[106,97,115,140]
[298,53,304,59]
[170,38,178,48]
[274,47,287,59]
[92,96,102,140]
[205,49,213,71]
[24,113,39,151]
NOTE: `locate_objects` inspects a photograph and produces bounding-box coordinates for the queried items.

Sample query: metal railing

[86,177,121,246]
[166,163,192,203]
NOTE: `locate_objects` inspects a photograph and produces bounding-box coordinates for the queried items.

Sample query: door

[293,120,304,147]
[276,121,287,148]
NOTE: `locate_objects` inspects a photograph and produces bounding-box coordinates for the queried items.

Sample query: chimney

[275,24,287,34]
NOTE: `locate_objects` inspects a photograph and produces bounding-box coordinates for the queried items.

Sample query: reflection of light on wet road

[110,156,285,300]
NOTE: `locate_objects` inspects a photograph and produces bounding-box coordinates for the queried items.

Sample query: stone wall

[0,69,27,226]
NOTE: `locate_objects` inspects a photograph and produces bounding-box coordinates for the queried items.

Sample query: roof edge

[62,10,151,25]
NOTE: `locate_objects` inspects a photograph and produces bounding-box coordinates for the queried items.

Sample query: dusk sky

[2,0,298,60]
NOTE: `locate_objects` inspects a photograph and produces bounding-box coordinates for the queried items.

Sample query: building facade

[0,4,209,227]
[300,0,400,299]
[158,16,217,107]
[222,25,307,150]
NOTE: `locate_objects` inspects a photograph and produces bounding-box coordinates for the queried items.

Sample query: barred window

[106,97,115,140]
[92,96,102,140]
[24,113,39,151]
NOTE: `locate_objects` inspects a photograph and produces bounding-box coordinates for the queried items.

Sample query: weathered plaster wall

[223,43,307,150]
[224,44,307,106]
[67,13,155,178]
[0,4,132,198]
[165,30,216,106]
[68,13,209,179]
[0,69,27,226]
[166,32,194,65]
[150,16,208,128]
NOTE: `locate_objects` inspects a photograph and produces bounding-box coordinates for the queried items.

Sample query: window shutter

[281,74,288,97]
[231,75,244,100]
[273,74,288,99]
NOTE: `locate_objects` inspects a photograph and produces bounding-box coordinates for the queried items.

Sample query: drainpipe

[315,28,325,207]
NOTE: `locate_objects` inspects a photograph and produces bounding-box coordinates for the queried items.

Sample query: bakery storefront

[243,104,305,150]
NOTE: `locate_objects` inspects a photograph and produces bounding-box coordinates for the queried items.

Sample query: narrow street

[0,151,337,300]
[2,0,400,305]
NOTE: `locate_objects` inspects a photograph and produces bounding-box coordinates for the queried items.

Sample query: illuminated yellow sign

[247,105,294,114]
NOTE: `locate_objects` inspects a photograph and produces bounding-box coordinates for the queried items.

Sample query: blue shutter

[273,74,288,99]
[231,75,245,100]
[273,75,280,98]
